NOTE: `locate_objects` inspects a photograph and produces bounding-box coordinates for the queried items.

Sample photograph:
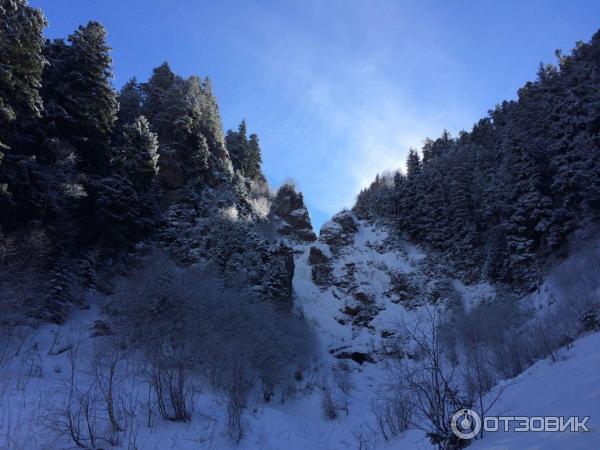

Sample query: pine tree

[40,22,117,174]
[246,133,265,182]
[0,0,47,151]
[115,115,159,190]
[142,62,175,131]
[399,149,423,238]
[117,77,143,126]
[226,120,248,173]
[225,120,265,181]
[199,77,230,171]
[0,0,50,227]
[406,148,421,177]
[68,22,117,173]
[152,76,210,186]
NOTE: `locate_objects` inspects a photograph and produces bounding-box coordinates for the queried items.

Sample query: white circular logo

[451,408,482,439]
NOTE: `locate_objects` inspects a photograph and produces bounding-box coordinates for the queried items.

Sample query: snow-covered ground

[0,219,598,449]
[469,331,600,450]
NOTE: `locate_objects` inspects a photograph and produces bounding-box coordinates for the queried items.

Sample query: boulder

[271,184,316,242]
[309,246,330,265]
[319,210,358,251]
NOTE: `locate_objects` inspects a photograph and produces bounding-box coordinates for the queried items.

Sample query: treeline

[355,31,600,289]
[0,0,265,253]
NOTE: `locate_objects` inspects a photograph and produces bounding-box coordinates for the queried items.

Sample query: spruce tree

[152,76,210,185]
[199,77,229,170]
[0,0,47,151]
[246,133,265,182]
[40,22,117,174]
[117,77,143,126]
[67,21,117,174]
[142,62,175,133]
[115,115,159,190]
[226,120,248,173]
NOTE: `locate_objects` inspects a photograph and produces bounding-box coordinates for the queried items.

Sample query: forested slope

[355,33,600,290]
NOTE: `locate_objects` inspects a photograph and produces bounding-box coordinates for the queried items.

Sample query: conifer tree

[0,0,47,151]
[246,133,265,182]
[115,116,159,190]
[142,62,175,130]
[226,120,248,173]
[40,22,117,174]
[117,78,143,126]
[199,77,229,169]
[68,22,117,173]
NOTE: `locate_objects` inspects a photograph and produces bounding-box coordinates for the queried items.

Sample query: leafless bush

[221,358,255,443]
[149,359,196,422]
[320,382,349,421]
[389,308,469,449]
[332,361,355,395]
[489,329,532,378]
[352,426,377,450]
[93,342,127,432]
[321,387,338,420]
[0,226,53,332]
[111,251,317,439]
[249,178,274,200]
[548,247,600,339]
[44,347,117,448]
[371,390,411,441]
[486,246,600,376]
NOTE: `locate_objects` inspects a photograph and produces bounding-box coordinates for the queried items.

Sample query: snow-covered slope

[469,331,600,450]
[0,216,598,450]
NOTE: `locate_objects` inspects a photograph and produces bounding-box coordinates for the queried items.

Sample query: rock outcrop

[318,210,358,253]
[158,182,299,307]
[308,245,333,287]
[270,184,317,243]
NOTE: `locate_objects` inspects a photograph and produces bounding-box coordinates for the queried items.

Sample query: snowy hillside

[469,331,600,450]
[2,216,597,450]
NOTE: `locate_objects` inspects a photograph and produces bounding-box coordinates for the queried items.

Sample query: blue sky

[31,0,600,230]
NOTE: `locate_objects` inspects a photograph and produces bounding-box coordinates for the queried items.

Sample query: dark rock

[354,291,373,304]
[333,210,358,233]
[335,351,375,365]
[387,272,420,304]
[309,246,330,265]
[311,263,332,288]
[91,320,113,337]
[319,210,358,251]
[271,184,316,242]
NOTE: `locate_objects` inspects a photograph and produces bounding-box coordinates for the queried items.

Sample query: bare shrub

[548,246,600,340]
[320,381,349,421]
[92,342,127,432]
[388,308,469,449]
[0,226,55,329]
[149,359,195,422]
[332,361,355,395]
[352,426,377,450]
[321,387,337,420]
[111,251,317,439]
[222,358,255,442]
[44,347,117,448]
[371,390,411,441]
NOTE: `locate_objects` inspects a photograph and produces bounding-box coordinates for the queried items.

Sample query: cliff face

[269,183,317,243]
[158,176,314,307]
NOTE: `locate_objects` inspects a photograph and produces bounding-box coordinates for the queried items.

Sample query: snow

[0,219,598,450]
[319,220,342,234]
[469,331,600,450]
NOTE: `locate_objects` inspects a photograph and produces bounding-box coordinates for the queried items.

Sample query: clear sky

[30,0,600,231]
